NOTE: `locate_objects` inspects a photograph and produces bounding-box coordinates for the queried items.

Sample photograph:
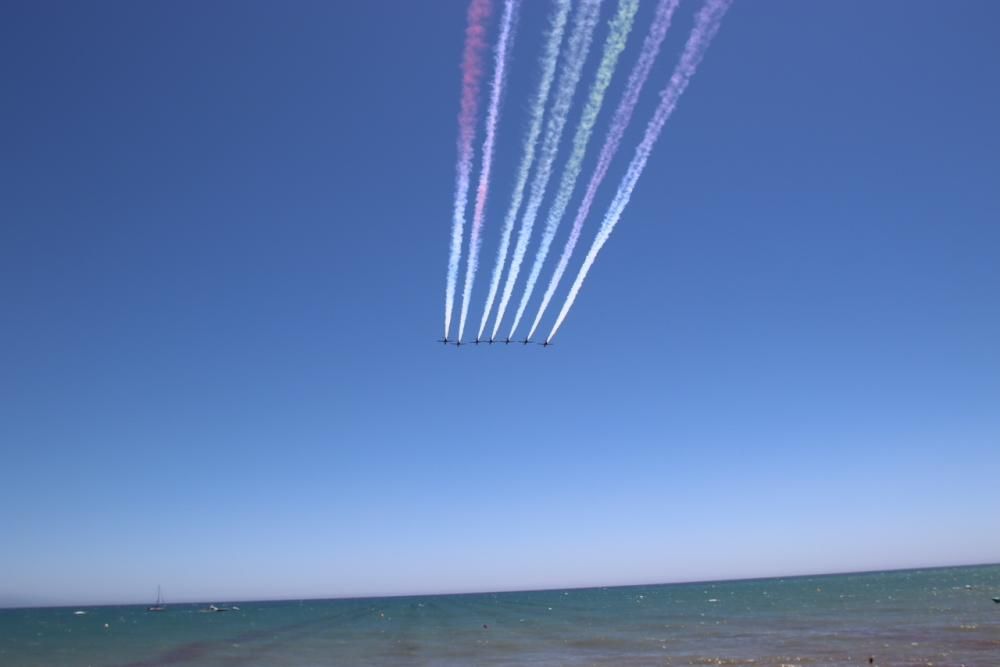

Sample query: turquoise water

[2,565,998,666]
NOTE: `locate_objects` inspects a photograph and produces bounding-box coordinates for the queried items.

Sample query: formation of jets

[437,337,551,347]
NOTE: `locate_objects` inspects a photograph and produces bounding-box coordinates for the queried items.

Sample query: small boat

[147,586,166,612]
[201,604,233,613]
[992,597,1000,604]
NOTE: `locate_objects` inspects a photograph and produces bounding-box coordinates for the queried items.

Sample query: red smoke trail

[445,0,493,340]
[457,0,521,343]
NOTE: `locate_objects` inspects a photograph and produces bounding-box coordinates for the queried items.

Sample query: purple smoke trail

[547,0,733,343]
[457,0,521,343]
[444,0,493,341]
[506,0,639,341]
[526,0,681,341]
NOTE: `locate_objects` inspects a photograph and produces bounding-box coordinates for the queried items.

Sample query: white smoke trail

[526,0,680,341]
[476,0,572,342]
[456,0,521,342]
[507,0,639,340]
[491,0,603,342]
[547,0,733,342]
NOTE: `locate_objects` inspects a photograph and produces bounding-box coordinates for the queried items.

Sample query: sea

[2,565,998,667]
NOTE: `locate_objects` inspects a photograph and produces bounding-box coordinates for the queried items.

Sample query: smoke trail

[547,0,733,342]
[507,0,639,340]
[527,0,680,340]
[444,0,493,341]
[491,0,603,342]
[477,0,571,342]
[456,0,521,342]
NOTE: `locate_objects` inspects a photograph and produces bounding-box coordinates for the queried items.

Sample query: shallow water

[2,565,998,666]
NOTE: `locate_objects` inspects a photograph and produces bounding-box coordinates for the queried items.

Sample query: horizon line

[3,559,997,611]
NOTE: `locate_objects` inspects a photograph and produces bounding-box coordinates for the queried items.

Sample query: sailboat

[147,586,166,612]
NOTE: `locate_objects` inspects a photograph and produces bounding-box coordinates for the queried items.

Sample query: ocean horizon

[3,563,998,666]
[6,562,999,610]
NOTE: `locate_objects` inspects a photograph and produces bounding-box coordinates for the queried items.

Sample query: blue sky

[1,0,998,607]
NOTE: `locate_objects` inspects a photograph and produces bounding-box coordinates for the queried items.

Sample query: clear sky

[2,0,998,607]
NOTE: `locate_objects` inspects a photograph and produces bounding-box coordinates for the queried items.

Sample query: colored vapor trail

[490,0,603,343]
[444,0,493,341]
[527,0,680,341]
[507,0,639,341]
[477,0,572,343]
[457,0,522,343]
[547,0,733,343]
